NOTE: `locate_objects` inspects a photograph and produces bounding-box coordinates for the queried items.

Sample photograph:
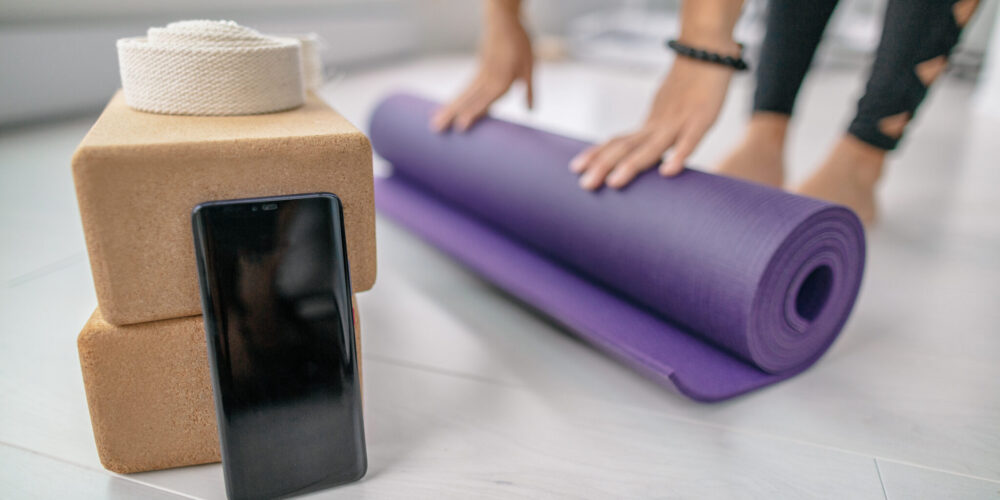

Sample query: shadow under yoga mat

[369,93,865,402]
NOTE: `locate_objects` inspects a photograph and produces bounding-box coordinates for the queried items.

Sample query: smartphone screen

[192,193,366,500]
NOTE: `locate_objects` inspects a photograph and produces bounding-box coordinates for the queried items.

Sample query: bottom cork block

[77,299,361,474]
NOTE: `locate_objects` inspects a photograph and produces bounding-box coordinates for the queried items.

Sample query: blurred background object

[3,2,1000,498]
[2,0,998,126]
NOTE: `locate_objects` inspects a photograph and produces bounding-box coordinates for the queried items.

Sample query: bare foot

[715,112,789,187]
[796,135,885,226]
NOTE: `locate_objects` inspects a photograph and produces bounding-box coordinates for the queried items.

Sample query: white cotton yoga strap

[295,33,325,93]
[117,20,316,116]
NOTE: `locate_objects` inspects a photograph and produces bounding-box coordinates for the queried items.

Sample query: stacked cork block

[72,91,376,473]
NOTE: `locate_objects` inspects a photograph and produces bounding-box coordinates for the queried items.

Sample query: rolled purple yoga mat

[370,93,865,402]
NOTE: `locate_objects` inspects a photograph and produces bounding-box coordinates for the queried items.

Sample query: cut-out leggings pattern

[752,0,979,150]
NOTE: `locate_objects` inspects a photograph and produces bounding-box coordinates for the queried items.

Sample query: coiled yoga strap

[117,20,322,116]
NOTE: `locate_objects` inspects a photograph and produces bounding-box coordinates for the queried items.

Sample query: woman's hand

[570,55,735,190]
[431,0,533,133]
[571,0,744,191]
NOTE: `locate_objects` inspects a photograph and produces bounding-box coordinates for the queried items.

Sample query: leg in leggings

[715,0,841,187]
[848,0,980,150]
[798,0,981,224]
[753,0,841,115]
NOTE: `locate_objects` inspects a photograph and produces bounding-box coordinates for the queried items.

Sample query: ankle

[745,112,790,148]
[830,135,886,186]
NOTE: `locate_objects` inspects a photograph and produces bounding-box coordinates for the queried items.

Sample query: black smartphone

[192,193,366,500]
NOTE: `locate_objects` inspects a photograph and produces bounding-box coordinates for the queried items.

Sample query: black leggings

[753,0,979,150]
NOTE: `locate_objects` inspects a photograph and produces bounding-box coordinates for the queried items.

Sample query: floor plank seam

[365,351,530,391]
[0,440,194,498]
[4,251,86,288]
[107,475,202,500]
[874,458,889,500]
[363,354,1000,484]
[875,457,1000,485]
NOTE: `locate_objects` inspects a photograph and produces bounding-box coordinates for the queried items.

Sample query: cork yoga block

[78,300,362,474]
[72,91,376,326]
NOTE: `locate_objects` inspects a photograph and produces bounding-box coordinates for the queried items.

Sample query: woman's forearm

[679,0,744,56]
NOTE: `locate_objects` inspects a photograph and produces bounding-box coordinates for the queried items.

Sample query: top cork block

[73,91,376,325]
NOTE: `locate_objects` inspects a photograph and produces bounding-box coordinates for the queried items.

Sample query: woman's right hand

[431,0,533,133]
[569,51,736,190]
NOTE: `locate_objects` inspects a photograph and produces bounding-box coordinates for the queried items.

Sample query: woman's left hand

[569,55,735,190]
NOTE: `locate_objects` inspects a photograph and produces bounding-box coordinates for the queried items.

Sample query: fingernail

[569,157,584,172]
[431,114,450,132]
[579,172,594,190]
[607,171,623,189]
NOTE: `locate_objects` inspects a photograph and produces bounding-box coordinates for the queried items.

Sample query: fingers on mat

[607,133,673,189]
[432,80,488,132]
[524,68,535,109]
[661,124,707,176]
[570,146,599,173]
[430,105,457,132]
[454,83,501,132]
[579,136,641,190]
[431,95,471,132]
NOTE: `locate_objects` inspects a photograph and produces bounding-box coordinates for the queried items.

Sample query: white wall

[0,0,613,126]
[0,1,421,125]
[974,3,1000,120]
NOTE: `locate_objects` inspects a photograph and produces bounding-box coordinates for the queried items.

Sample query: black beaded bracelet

[666,39,749,71]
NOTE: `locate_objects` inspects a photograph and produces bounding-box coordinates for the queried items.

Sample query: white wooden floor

[1,56,999,499]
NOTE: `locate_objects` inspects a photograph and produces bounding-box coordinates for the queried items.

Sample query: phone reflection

[196,195,364,499]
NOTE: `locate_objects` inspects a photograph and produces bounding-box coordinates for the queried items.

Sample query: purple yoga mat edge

[368,92,866,402]
[374,176,796,402]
